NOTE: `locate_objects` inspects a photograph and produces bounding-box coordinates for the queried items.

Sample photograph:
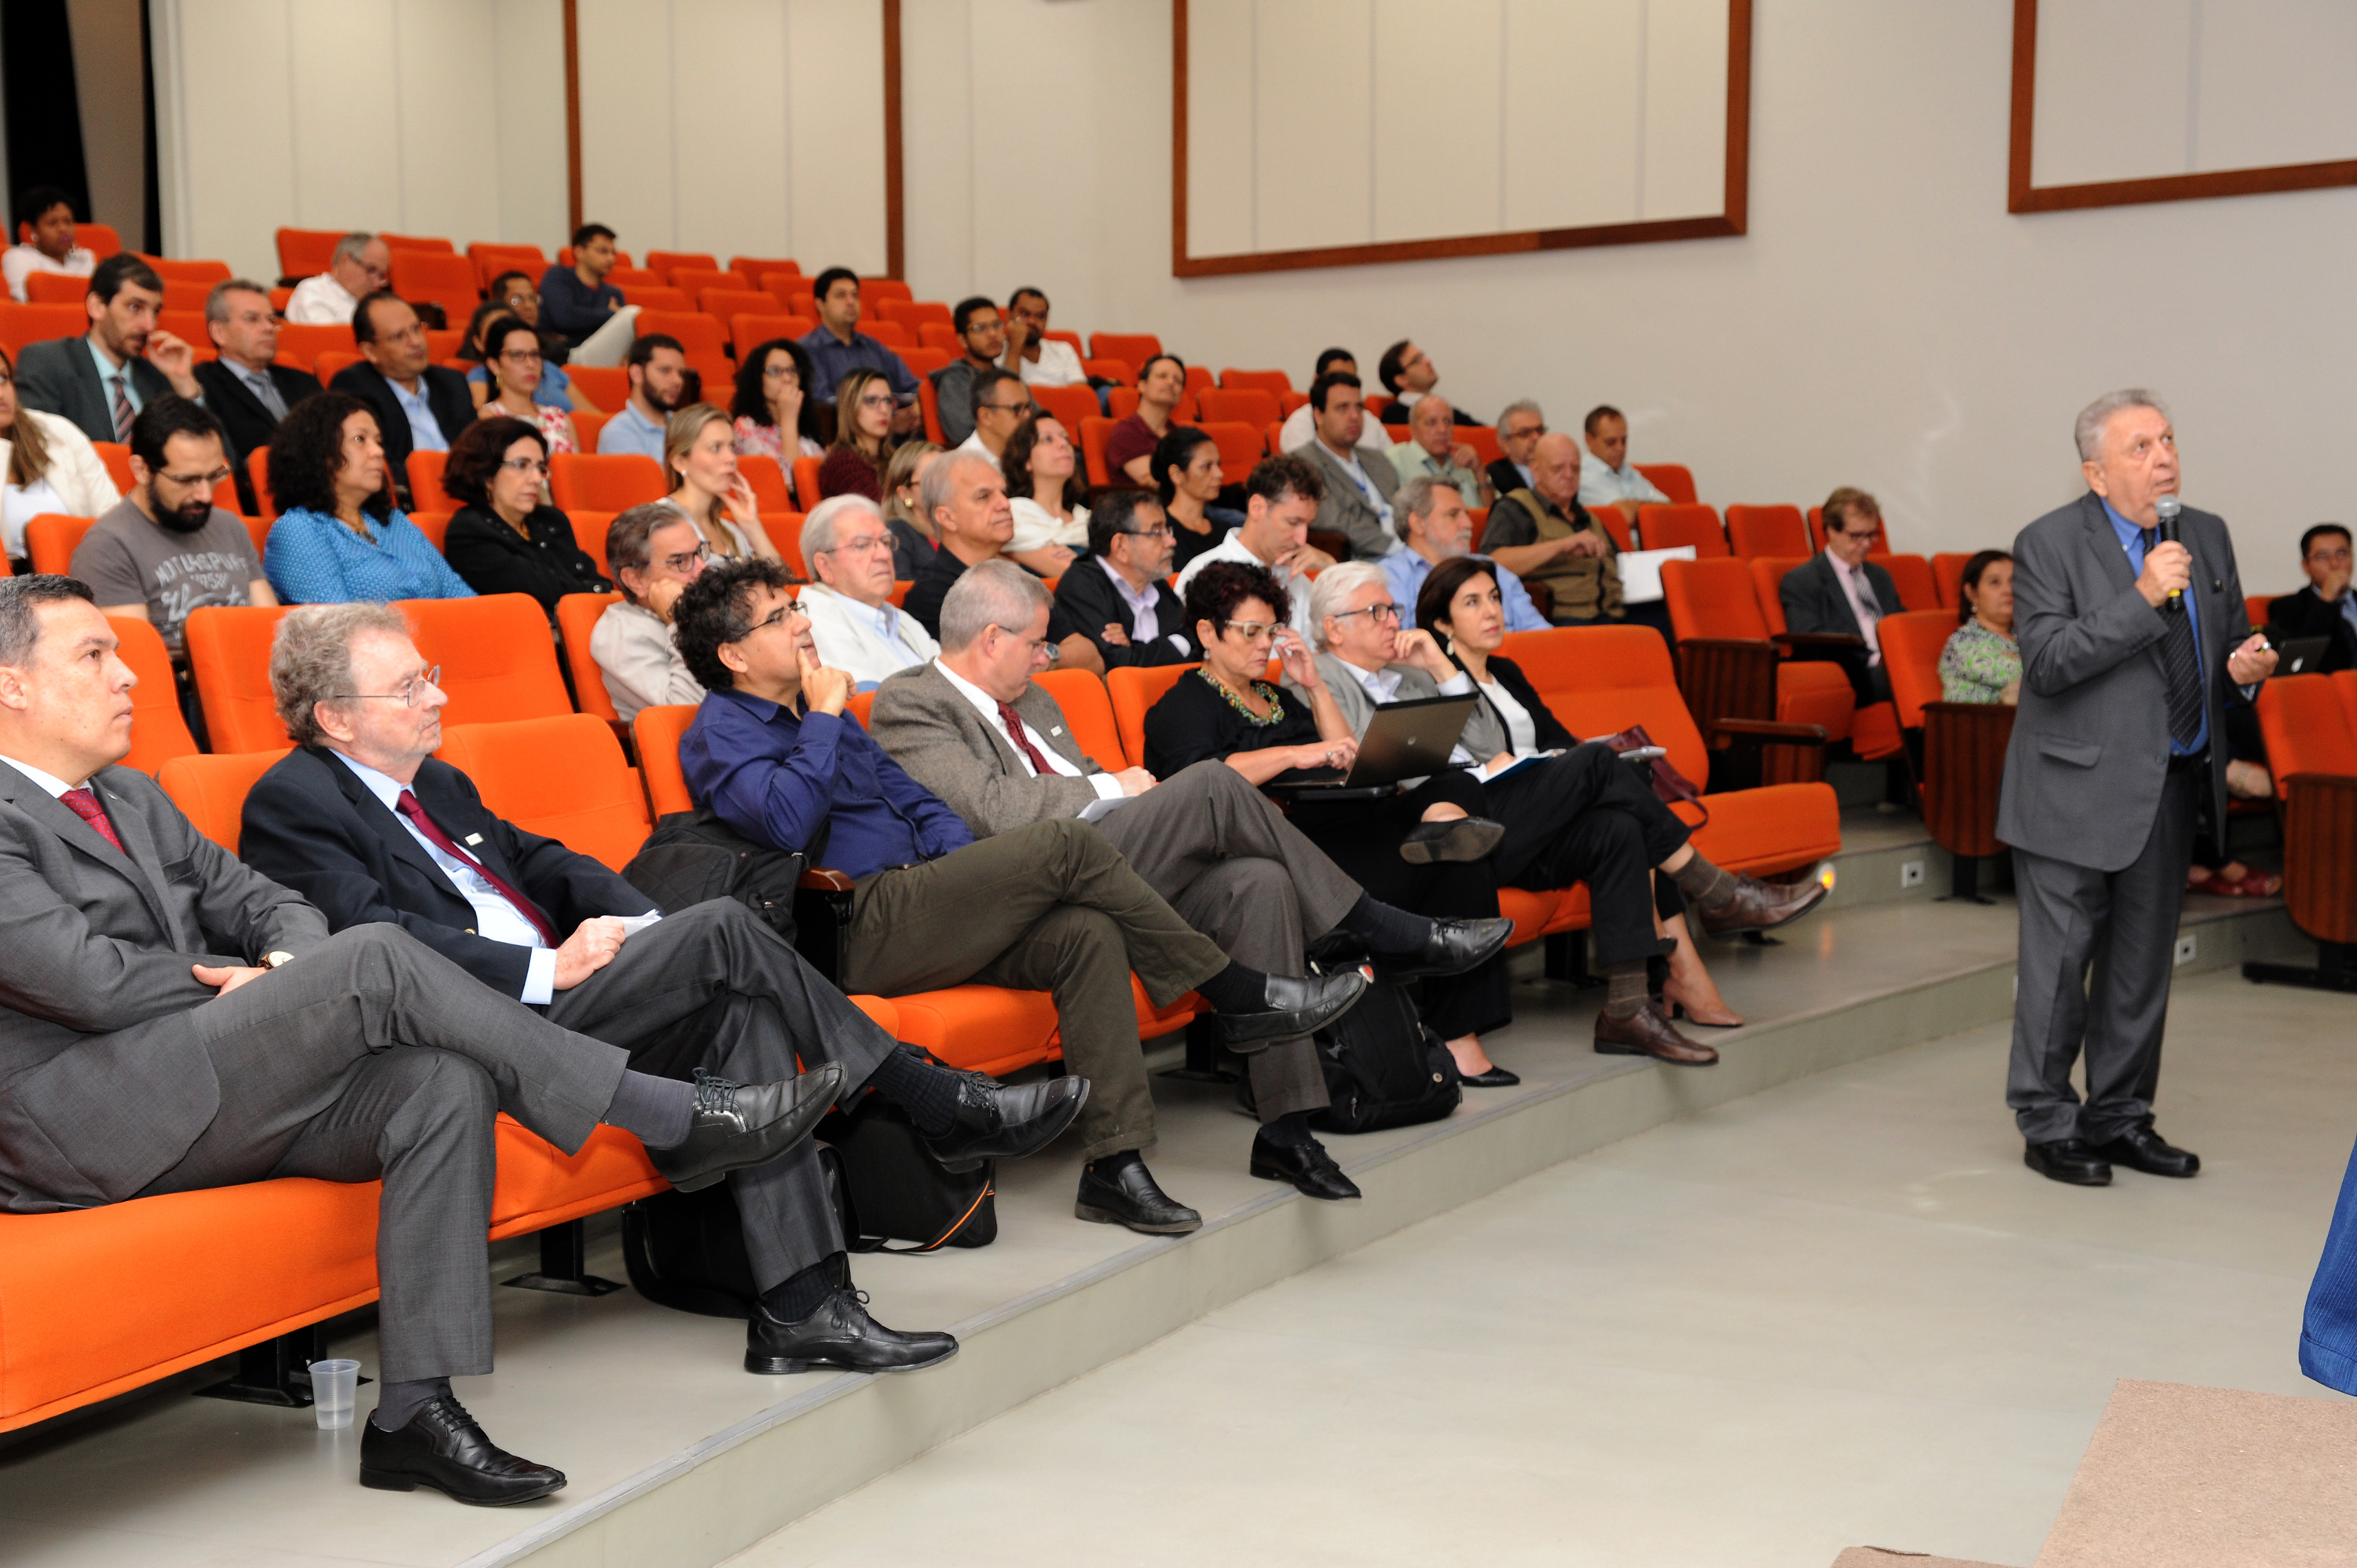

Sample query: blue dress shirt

[265,507,478,606]
[2101,497,2205,755]
[797,328,918,405]
[1383,550,1549,632]
[596,399,666,460]
[680,688,973,879]
[87,339,142,419]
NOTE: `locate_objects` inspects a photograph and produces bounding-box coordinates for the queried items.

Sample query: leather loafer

[1400,816,1506,864]
[1249,1131,1362,1200]
[746,1288,959,1375]
[1460,1064,1520,1087]
[1697,870,1831,936]
[1593,1005,1718,1065]
[1375,916,1515,980]
[922,1072,1090,1173]
[1216,969,1368,1048]
[649,1063,845,1193]
[2025,1137,2113,1185]
[2092,1123,2199,1178]
[1075,1152,1201,1233]
[359,1396,566,1506]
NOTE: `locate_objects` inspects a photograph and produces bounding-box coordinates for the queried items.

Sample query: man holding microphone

[1999,390,2276,1186]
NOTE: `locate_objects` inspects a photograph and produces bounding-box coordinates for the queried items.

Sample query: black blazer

[193,358,322,512]
[1054,556,1200,668]
[2266,584,2357,675]
[1780,551,1903,640]
[239,745,655,998]
[1484,458,1530,500]
[442,504,611,613]
[15,335,182,445]
[326,361,475,509]
[1449,650,1578,752]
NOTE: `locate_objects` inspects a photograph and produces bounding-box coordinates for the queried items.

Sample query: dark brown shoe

[1697,870,1831,936]
[1594,1005,1719,1065]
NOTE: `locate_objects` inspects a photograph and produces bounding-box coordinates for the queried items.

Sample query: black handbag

[821,1095,998,1253]
[1239,936,1464,1135]
[621,807,822,935]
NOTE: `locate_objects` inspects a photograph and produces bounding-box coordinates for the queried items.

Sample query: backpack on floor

[1296,934,1464,1135]
[621,807,816,936]
[619,1183,758,1318]
[822,1095,998,1254]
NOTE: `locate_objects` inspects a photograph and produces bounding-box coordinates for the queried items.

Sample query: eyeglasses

[1503,423,1547,440]
[1222,620,1280,643]
[335,665,442,707]
[1330,603,1402,625]
[1121,524,1175,540]
[994,625,1062,664]
[739,604,798,638]
[657,541,712,573]
[818,533,887,555]
[856,392,896,410]
[499,348,543,364]
[499,456,551,475]
[762,362,800,381]
[500,291,541,306]
[981,400,1035,415]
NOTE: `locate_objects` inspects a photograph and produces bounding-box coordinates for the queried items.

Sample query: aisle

[731,970,2356,1568]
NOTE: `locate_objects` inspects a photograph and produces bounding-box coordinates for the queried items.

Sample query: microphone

[2154,495,2184,613]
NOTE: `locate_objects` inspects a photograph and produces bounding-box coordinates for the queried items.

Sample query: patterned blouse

[1939,619,2021,704]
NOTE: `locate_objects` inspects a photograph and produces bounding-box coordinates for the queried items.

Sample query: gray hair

[204,278,271,324]
[605,503,691,603]
[330,232,377,267]
[919,450,995,526]
[0,575,95,669]
[271,602,408,746]
[801,493,883,568]
[1393,474,1453,541]
[938,559,1051,653]
[1308,559,1388,650]
[1497,397,1544,430]
[2074,388,2168,463]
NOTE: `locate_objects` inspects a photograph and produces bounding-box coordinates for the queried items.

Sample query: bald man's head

[1530,431,1583,507]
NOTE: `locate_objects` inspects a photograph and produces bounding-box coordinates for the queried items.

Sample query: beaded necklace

[1195,665,1286,728]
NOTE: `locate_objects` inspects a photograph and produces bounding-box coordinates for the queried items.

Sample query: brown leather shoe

[1594,1004,1719,1064]
[1697,871,1830,936]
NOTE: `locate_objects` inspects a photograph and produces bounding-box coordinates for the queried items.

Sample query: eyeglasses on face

[335,665,442,707]
[1121,524,1175,539]
[1332,602,1401,625]
[856,391,896,410]
[1222,620,1280,643]
[657,541,712,573]
[982,400,1035,415]
[762,362,800,381]
[818,533,888,555]
[499,456,551,475]
[499,347,543,364]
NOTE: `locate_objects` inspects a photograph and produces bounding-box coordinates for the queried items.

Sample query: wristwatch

[262,951,295,969]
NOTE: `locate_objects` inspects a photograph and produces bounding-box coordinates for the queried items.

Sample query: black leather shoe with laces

[649,1063,845,1193]
[1248,1131,1362,1200]
[922,1072,1090,1173]
[745,1288,959,1375]
[359,1395,566,1506]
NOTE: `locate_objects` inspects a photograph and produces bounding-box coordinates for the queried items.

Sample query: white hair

[801,493,883,567]
[2074,388,2168,464]
[939,558,1051,653]
[1308,559,1388,650]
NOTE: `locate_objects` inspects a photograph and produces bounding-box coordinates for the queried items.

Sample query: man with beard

[70,398,274,657]
[596,332,687,460]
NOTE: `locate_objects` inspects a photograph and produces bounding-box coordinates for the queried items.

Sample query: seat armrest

[1772,632,1866,652]
[791,866,858,984]
[1713,718,1830,745]
[798,867,857,892]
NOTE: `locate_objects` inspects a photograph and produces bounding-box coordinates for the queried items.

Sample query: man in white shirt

[1298,372,1402,560]
[285,233,390,328]
[1005,288,1087,387]
[591,504,711,720]
[1172,452,1339,636]
[1780,488,1903,703]
[596,333,686,460]
[4,186,95,302]
[1577,404,1671,524]
[1277,347,1358,454]
[797,494,940,688]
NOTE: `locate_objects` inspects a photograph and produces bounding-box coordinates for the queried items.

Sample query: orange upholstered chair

[185,604,291,753]
[739,454,793,515]
[632,310,728,369]
[405,451,452,514]
[1091,332,1162,369]
[645,251,717,279]
[731,257,799,288]
[2257,674,2357,800]
[1220,368,1292,397]
[158,749,292,851]
[0,302,90,359]
[1200,387,1282,428]
[1881,555,1939,613]
[1107,663,1196,768]
[406,511,453,554]
[437,714,652,873]
[859,279,913,314]
[134,254,231,284]
[556,592,625,725]
[1637,504,1728,557]
[1659,558,1853,752]
[1082,357,1133,387]
[731,313,816,356]
[468,244,546,288]
[792,456,823,511]
[1723,505,1805,560]
[388,251,479,328]
[1878,610,1956,731]
[273,323,354,376]
[109,617,199,775]
[1038,669,1127,771]
[880,299,952,332]
[565,365,629,412]
[405,594,573,726]
[702,290,777,340]
[277,228,343,279]
[1931,552,1974,610]
[567,511,617,575]
[24,514,92,577]
[1194,422,1266,482]
[1031,383,1098,434]
[1635,464,1695,505]
[634,704,700,815]
[90,441,135,496]
[1080,417,1120,489]
[551,453,665,512]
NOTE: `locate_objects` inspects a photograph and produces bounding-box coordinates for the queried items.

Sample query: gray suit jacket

[1995,492,2249,871]
[0,761,328,1210]
[1303,441,1402,561]
[869,661,1105,836]
[1287,650,1507,760]
[1780,551,1903,640]
[16,335,185,446]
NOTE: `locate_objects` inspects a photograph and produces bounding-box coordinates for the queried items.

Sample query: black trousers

[1487,743,1694,969]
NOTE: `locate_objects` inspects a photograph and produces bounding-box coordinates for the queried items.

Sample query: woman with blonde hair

[879,438,941,579]
[662,402,781,565]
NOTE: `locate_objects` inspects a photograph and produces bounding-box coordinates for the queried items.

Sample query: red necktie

[394,789,559,946]
[995,700,1055,776]
[59,786,125,852]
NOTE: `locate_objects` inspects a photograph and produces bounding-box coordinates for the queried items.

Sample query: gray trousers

[2009,768,2197,1144]
[546,898,897,1292]
[135,925,630,1383]
[1097,761,1358,1121]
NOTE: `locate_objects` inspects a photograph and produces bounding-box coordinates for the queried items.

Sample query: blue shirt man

[1382,549,1549,632]
[797,327,918,408]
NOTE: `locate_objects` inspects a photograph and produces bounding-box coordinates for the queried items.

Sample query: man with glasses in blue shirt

[797,268,921,438]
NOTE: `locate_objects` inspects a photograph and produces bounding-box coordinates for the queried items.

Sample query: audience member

[2265,523,2357,674]
[816,367,897,503]
[901,451,1102,672]
[0,343,119,569]
[1053,490,1197,669]
[1003,411,1087,571]
[672,558,1365,1232]
[484,269,577,373]
[1939,549,2020,705]
[1387,394,1489,507]
[459,293,576,413]
[1782,486,1901,703]
[957,367,1034,469]
[17,254,203,444]
[1277,348,1358,453]
[731,339,823,463]
[1299,372,1401,560]
[596,332,687,459]
[1376,339,1475,426]
[1487,399,1545,496]
[665,403,782,564]
[1153,425,1243,573]
[1105,354,1186,485]
[798,268,919,433]
[1171,453,1336,634]
[933,297,1010,446]
[284,232,389,326]
[4,187,93,301]
[438,416,609,612]
[328,292,472,509]
[1577,405,1671,522]
[1384,474,1546,632]
[194,280,321,511]
[474,314,578,455]
[71,397,273,654]
[592,504,709,720]
[880,438,943,578]
[539,224,625,349]
[1006,288,1087,387]
[796,493,940,687]
[1481,432,1622,626]
[262,392,472,605]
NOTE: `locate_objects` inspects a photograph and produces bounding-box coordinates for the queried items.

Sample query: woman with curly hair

[1002,412,1088,576]
[439,416,610,612]
[730,338,823,463]
[262,391,473,604]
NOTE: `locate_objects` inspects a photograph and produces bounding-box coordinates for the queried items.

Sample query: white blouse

[1010,496,1089,554]
[1475,675,1540,757]
[2,476,66,559]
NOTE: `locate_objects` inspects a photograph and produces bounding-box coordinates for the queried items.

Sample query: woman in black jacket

[440,416,611,614]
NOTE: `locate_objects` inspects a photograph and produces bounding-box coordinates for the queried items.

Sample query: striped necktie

[108,372,134,442]
[2142,527,2207,749]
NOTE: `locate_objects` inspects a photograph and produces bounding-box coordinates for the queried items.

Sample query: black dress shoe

[1460,1064,1521,1087]
[2025,1137,2113,1185]
[2092,1123,2200,1178]
[1399,816,1506,864]
[1074,1152,1202,1233]
[649,1063,846,1193]
[359,1396,566,1506]
[922,1072,1090,1173]
[1215,969,1368,1048]
[1249,1132,1362,1200]
[1375,916,1516,980]
[746,1288,959,1375]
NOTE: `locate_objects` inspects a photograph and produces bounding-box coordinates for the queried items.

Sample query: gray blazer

[1302,441,1402,562]
[869,660,1105,836]
[1995,492,2249,871]
[0,762,328,1211]
[16,335,185,446]
[1286,650,1506,760]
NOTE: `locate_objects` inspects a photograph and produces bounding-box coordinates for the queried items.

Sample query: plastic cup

[310,1358,360,1431]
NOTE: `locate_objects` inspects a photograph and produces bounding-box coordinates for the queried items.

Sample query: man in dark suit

[0,577,832,1503]
[1780,489,1904,702]
[192,279,321,513]
[16,253,204,445]
[238,603,1083,1376]
[2264,523,2357,675]
[1052,490,1200,668]
[326,292,472,511]
[1485,398,1546,500]
[1996,390,2277,1187]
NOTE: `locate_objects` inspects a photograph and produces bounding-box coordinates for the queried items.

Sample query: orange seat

[1030,383,1098,433]
[1092,333,1163,368]
[406,451,452,513]
[109,617,200,775]
[0,302,93,359]
[632,310,728,368]
[759,271,811,306]
[380,233,453,255]
[566,365,629,412]
[857,279,913,315]
[2257,675,2357,798]
[731,257,799,287]
[1882,554,1939,613]
[313,349,363,386]
[87,441,134,496]
[1636,463,1696,505]
[467,244,547,289]
[133,254,231,284]
[864,321,911,350]
[620,286,690,316]
[880,299,952,332]
[1080,416,1121,489]
[1076,357,1129,387]
[566,510,617,575]
[78,223,122,259]
[1927,552,1970,610]
[1724,504,1808,559]
[551,452,665,512]
[2248,593,2275,630]
[633,704,700,815]
[1200,387,1281,427]
[157,749,291,851]
[793,456,824,511]
[668,269,737,300]
[918,322,959,354]
[898,346,948,379]
[270,322,354,376]
[701,291,776,341]
[24,513,93,577]
[245,449,277,519]
[1660,557,1857,739]
[1750,558,1804,638]
[1106,663,1195,767]
[915,376,946,444]
[437,714,651,873]
[23,273,93,303]
[571,410,610,453]
[645,251,717,280]
[388,251,480,330]
[1037,669,1128,771]
[1636,503,1727,557]
[557,592,625,724]
[1193,421,1266,482]
[731,313,816,361]
[1878,610,1956,730]
[405,510,453,554]
[275,228,343,280]
[1220,368,1292,397]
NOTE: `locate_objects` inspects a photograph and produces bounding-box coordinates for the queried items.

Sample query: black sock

[760,1253,846,1323]
[1336,893,1432,956]
[868,1046,962,1138]
[1259,1110,1316,1148]
[1669,852,1739,912]
[1193,960,1271,1014]
[370,1376,450,1431]
[1604,960,1650,1020]
[1086,1149,1144,1177]
[603,1071,695,1149]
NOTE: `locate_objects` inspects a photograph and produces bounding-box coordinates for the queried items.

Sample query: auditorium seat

[273,322,354,376]
[632,310,728,372]
[389,252,479,328]
[313,350,362,385]
[1038,669,1127,770]
[406,451,452,513]
[673,270,740,302]
[1092,332,1162,369]
[467,243,546,288]
[157,749,291,852]
[245,449,277,519]
[1220,368,1292,397]
[438,714,651,874]
[1637,503,1728,557]
[1659,557,1853,760]
[1746,555,1904,761]
[899,346,949,378]
[276,227,342,280]
[2242,675,2357,988]
[1031,383,1097,432]
[1878,610,1955,731]
[1725,504,1810,560]
[860,279,914,314]
[109,617,200,775]
[1080,416,1120,489]
[793,456,823,511]
[731,313,817,357]
[89,441,135,496]
[731,257,798,288]
[1195,422,1266,482]
[407,511,453,553]
[1882,554,1939,612]
[916,377,945,444]
[24,514,90,577]
[134,255,232,284]
[880,299,952,332]
[918,322,958,353]
[1083,357,1132,386]
[1109,387,1200,423]
[573,411,610,453]
[566,365,629,411]
[557,592,625,727]
[552,452,665,512]
[608,266,665,292]
[1932,552,1974,610]
[566,510,617,574]
[2249,593,2275,629]
[703,289,779,339]
[646,251,717,279]
[1201,387,1281,428]
[865,321,912,350]
[2256,673,2357,800]
[1635,464,1696,505]
[739,454,793,515]
[1106,664,1193,770]
[0,302,90,357]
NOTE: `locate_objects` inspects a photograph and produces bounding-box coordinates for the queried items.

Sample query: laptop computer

[2273,636,2333,676]
[1260,694,1479,800]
